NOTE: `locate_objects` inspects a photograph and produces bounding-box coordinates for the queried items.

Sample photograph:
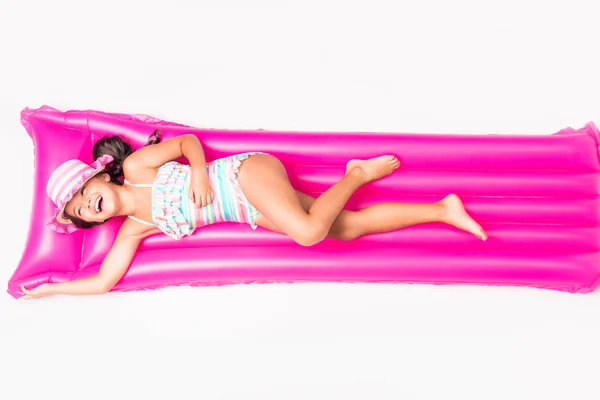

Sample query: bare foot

[440,194,488,241]
[345,155,401,183]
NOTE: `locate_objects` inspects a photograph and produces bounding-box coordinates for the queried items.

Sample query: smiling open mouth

[95,196,103,213]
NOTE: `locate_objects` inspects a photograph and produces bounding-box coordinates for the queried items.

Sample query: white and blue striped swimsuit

[125,153,263,239]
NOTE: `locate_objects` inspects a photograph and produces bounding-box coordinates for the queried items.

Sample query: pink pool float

[7,105,600,298]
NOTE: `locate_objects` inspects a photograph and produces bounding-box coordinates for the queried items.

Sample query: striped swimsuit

[125,152,264,240]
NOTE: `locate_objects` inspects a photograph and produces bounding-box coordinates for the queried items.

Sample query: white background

[1,1,600,399]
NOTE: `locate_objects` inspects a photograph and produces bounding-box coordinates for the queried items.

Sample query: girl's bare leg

[237,153,400,246]
[257,191,487,241]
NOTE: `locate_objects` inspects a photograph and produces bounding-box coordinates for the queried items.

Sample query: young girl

[22,130,487,299]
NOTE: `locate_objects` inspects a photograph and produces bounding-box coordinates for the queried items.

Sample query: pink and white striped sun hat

[46,154,114,234]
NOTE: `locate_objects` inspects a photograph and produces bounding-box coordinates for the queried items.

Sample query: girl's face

[64,173,118,223]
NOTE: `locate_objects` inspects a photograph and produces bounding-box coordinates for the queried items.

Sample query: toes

[475,226,487,240]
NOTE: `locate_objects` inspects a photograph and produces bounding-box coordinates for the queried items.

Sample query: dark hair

[64,129,162,230]
[94,128,162,185]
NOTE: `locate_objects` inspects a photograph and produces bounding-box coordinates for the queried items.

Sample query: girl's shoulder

[119,214,160,239]
[122,157,162,186]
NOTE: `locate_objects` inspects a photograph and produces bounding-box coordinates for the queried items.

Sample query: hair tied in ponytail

[147,129,162,145]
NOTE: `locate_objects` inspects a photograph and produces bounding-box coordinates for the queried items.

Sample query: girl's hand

[21,283,51,300]
[189,169,214,208]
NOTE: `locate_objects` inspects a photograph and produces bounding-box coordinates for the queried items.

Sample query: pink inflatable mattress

[8,105,600,298]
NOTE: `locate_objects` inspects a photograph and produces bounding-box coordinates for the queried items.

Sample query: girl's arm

[123,133,214,208]
[22,222,150,298]
[52,234,143,295]
[125,133,207,171]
